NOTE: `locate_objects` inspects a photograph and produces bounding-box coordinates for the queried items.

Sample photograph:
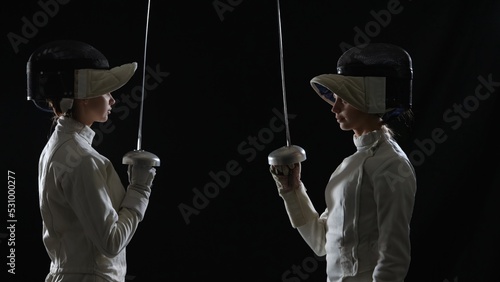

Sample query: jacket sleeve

[62,155,144,258]
[371,156,417,282]
[279,183,328,256]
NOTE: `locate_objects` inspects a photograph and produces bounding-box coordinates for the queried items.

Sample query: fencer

[27,39,157,282]
[270,43,417,282]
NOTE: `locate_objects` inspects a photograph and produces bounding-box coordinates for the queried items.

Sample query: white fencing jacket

[38,117,150,282]
[278,130,416,282]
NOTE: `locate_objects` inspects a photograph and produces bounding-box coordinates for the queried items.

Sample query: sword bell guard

[122,149,160,167]
[268,145,306,166]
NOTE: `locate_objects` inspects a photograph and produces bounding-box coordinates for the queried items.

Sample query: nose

[109,94,116,106]
[331,100,341,114]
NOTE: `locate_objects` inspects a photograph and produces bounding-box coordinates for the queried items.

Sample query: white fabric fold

[310,74,386,114]
[75,62,137,99]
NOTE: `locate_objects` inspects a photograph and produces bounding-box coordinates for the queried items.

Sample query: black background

[2,0,500,281]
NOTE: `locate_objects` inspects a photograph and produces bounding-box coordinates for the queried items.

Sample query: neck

[353,122,383,137]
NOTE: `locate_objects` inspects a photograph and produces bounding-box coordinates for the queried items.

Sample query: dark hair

[382,108,414,141]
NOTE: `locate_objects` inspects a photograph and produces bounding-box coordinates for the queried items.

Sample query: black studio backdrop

[2,0,499,281]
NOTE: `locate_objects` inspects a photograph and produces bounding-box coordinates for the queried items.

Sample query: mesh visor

[26,40,137,113]
[337,43,413,115]
[337,43,413,80]
[26,40,110,102]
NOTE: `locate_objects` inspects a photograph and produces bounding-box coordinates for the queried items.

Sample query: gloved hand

[269,163,301,193]
[122,164,156,220]
[127,164,156,192]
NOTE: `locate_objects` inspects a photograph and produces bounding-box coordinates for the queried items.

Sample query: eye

[334,95,344,104]
[336,96,348,105]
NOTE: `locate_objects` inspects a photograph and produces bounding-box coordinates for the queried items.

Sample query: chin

[339,127,351,132]
[338,124,352,132]
[97,116,109,123]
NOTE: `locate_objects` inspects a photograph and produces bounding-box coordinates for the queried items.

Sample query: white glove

[122,164,156,220]
[127,164,156,192]
[269,163,301,193]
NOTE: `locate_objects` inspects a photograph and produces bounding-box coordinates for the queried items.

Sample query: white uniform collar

[353,129,385,151]
[57,116,95,145]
